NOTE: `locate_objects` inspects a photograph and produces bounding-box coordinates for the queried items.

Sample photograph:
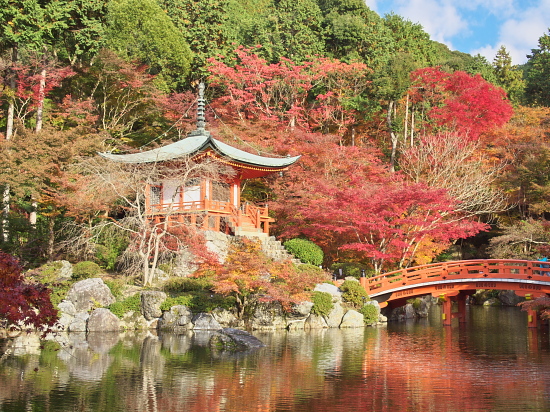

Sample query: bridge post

[527,309,539,328]
[441,297,452,326]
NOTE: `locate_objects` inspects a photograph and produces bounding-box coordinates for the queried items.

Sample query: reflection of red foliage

[0,252,57,330]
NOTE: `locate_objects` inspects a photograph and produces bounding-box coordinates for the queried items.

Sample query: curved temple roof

[98,134,300,169]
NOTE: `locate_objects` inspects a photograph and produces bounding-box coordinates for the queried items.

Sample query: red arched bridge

[359,259,550,327]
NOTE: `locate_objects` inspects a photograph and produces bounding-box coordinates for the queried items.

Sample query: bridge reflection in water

[360,259,550,327]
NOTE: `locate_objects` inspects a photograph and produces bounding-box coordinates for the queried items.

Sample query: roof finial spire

[197,82,206,130]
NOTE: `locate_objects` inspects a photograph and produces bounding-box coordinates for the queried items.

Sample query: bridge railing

[365,259,550,295]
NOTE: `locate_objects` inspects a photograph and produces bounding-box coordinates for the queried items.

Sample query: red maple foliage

[0,252,58,331]
[409,67,513,140]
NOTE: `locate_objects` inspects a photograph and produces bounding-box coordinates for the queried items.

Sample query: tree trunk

[2,48,17,243]
[387,100,398,173]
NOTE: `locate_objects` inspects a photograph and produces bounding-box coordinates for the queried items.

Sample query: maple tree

[198,238,327,318]
[408,67,513,140]
[0,251,57,331]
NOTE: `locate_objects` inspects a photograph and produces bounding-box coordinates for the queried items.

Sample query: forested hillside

[1,0,549,277]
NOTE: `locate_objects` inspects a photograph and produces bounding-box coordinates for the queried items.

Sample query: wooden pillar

[442,297,452,326]
[528,309,539,328]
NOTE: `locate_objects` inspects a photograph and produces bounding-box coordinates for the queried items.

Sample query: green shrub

[311,291,333,316]
[72,261,102,280]
[407,297,423,310]
[360,304,379,325]
[36,261,63,283]
[104,279,125,299]
[283,238,324,266]
[163,277,213,294]
[160,295,194,311]
[108,294,142,318]
[50,282,73,308]
[340,280,369,309]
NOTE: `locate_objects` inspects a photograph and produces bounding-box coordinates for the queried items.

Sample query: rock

[58,300,77,316]
[121,311,149,330]
[250,302,287,330]
[305,314,329,329]
[483,298,501,306]
[141,291,166,321]
[291,301,314,317]
[68,312,89,332]
[389,303,416,321]
[211,307,240,327]
[414,297,431,318]
[498,290,524,306]
[287,319,306,330]
[324,302,345,328]
[378,314,388,323]
[57,260,73,281]
[314,283,342,299]
[65,278,116,312]
[158,305,194,332]
[340,310,364,328]
[87,308,120,332]
[209,328,265,351]
[192,313,222,330]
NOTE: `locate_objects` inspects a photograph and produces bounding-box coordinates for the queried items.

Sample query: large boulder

[192,313,222,330]
[291,301,314,318]
[211,308,240,328]
[324,301,345,328]
[250,302,287,330]
[65,278,115,312]
[340,309,365,328]
[314,283,342,300]
[498,290,524,306]
[158,305,194,332]
[141,291,166,320]
[67,312,89,332]
[121,311,149,331]
[87,308,120,332]
[209,328,265,351]
[305,314,329,329]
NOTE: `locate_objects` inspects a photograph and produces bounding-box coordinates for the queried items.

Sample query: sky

[365,0,550,65]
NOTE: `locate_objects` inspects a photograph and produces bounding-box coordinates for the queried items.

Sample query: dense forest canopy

[1,0,550,279]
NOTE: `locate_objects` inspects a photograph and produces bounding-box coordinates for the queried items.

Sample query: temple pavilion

[99,83,300,237]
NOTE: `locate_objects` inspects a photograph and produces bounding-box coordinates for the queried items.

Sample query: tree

[200,238,327,318]
[0,251,57,331]
[409,67,513,140]
[399,132,509,217]
[493,46,524,104]
[159,0,233,80]
[105,0,193,90]
[525,29,550,106]
[247,0,326,64]
[488,219,550,260]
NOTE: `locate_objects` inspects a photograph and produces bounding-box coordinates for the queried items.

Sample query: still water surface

[0,306,549,412]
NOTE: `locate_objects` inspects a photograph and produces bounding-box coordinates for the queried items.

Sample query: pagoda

[99,83,299,237]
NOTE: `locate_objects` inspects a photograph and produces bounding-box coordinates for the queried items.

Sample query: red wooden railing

[147,200,271,233]
[361,259,550,299]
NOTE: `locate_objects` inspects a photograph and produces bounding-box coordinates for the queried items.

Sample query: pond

[0,306,549,411]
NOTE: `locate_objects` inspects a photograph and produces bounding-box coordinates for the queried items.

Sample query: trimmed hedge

[283,238,324,266]
[311,291,333,316]
[340,280,369,309]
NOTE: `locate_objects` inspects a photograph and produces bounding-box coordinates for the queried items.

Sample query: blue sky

[365,0,550,65]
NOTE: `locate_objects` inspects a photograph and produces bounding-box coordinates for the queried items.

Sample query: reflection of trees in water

[0,322,549,411]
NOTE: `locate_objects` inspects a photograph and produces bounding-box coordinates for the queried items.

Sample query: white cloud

[390,0,469,49]
[473,0,550,64]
